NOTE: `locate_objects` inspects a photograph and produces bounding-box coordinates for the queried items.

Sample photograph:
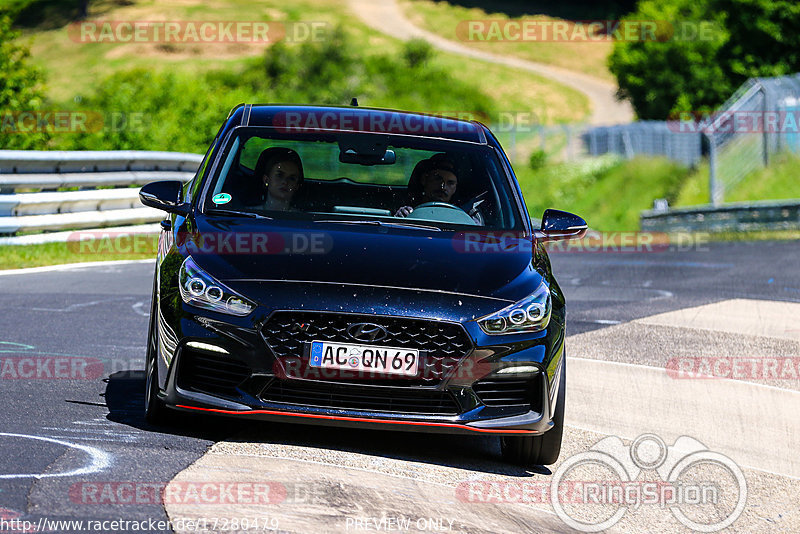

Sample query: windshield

[202,127,523,230]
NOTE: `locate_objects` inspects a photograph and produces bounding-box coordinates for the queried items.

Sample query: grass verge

[399,0,615,82]
[517,155,691,230]
[19,0,589,133]
[0,235,157,270]
[676,151,800,207]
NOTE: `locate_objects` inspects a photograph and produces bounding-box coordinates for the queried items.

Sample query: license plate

[308,340,420,377]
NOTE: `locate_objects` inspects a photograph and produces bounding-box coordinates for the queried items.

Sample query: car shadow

[103,370,247,440]
[104,370,552,478]
[224,421,552,478]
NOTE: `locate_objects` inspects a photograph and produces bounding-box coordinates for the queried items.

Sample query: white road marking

[650,289,673,300]
[132,301,149,317]
[43,435,137,443]
[32,297,132,313]
[0,433,111,479]
[41,427,138,437]
[0,342,34,351]
[73,418,114,426]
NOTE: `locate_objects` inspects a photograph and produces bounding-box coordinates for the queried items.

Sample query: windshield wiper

[205,208,272,219]
[314,219,442,231]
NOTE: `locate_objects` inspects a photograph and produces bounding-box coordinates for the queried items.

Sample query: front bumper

[157,305,565,436]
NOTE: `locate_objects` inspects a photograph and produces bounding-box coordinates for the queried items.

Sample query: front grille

[473,378,533,408]
[261,312,473,384]
[259,379,461,415]
[178,348,251,397]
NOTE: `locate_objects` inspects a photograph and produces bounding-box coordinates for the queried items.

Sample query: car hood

[183,217,542,301]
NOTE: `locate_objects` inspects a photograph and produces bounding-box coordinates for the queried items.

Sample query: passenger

[254,147,304,211]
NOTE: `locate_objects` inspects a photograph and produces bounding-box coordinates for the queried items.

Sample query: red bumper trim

[176,404,536,434]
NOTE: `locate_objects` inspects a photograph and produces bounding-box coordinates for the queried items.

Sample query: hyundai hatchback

[139,104,586,466]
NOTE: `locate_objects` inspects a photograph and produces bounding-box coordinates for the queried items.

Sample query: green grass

[0,235,157,270]
[517,155,692,230]
[699,229,800,242]
[676,151,800,206]
[18,0,589,129]
[399,0,615,82]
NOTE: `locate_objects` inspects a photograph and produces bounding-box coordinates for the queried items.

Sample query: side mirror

[535,209,587,242]
[139,180,190,215]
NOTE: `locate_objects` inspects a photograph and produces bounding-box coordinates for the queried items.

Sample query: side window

[185,136,219,203]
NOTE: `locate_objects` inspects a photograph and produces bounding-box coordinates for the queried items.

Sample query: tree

[609,0,728,119]
[0,15,48,149]
[713,0,800,80]
[609,0,800,120]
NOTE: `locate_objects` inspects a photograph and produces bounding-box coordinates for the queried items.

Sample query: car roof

[225,104,489,144]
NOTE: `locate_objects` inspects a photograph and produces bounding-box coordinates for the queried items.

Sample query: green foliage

[609,0,729,119]
[517,156,693,230]
[610,0,800,120]
[50,25,494,152]
[0,15,48,149]
[528,148,547,170]
[403,38,433,69]
[3,0,86,29]
[713,0,800,80]
[54,69,252,152]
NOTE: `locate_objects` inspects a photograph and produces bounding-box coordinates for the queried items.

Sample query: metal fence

[641,199,800,233]
[582,121,703,167]
[0,150,201,235]
[583,73,800,206]
[706,74,800,205]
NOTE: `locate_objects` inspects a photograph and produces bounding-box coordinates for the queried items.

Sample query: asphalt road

[0,239,797,532]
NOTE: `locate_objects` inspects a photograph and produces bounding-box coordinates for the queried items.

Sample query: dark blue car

[140,104,586,466]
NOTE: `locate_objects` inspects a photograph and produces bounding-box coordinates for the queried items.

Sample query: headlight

[478,281,551,335]
[179,256,255,316]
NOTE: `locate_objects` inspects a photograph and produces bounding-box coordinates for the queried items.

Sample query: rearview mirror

[535,209,587,242]
[139,180,190,215]
[339,148,396,165]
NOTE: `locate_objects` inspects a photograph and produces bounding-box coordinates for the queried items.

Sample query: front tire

[501,358,565,467]
[144,288,171,425]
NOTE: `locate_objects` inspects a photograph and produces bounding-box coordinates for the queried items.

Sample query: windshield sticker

[212,193,232,205]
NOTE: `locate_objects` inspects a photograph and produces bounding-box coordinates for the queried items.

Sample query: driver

[395,154,459,217]
[395,154,483,224]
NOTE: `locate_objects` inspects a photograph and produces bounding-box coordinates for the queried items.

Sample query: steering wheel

[414,201,462,210]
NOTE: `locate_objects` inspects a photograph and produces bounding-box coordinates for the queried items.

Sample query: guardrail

[0,150,202,236]
[640,199,800,233]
